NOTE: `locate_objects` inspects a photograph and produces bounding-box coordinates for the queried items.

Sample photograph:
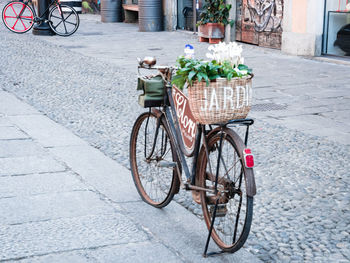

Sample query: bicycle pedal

[157,161,176,168]
[209,204,227,217]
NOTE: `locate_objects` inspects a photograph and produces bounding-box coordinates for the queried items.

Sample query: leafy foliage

[172,56,252,90]
[197,0,234,26]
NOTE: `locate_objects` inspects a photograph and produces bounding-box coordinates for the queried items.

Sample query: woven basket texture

[188,76,252,124]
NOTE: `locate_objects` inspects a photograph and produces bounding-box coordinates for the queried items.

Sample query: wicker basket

[187,76,253,124]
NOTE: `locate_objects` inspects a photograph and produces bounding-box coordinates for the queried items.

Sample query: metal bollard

[32,0,55,35]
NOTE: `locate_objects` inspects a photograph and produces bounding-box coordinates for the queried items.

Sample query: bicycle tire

[198,128,254,252]
[2,1,34,33]
[130,111,180,208]
[48,5,79,36]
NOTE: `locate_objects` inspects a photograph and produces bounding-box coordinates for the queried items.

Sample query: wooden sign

[172,86,197,153]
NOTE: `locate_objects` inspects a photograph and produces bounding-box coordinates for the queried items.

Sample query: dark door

[177,0,203,31]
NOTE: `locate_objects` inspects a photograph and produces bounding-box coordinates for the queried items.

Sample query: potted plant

[172,42,253,124]
[197,0,234,44]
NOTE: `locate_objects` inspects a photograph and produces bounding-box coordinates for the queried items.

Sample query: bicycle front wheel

[130,111,180,208]
[2,1,34,33]
[198,128,254,253]
[49,5,79,36]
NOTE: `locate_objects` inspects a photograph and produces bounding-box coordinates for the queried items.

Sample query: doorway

[177,0,203,31]
[236,0,283,49]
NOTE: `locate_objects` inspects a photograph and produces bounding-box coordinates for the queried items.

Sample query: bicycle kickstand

[203,128,225,257]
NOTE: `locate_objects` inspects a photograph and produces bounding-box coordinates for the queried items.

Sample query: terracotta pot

[198,23,225,43]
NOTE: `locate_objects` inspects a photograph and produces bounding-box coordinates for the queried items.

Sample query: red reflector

[243,148,254,168]
[244,149,252,154]
[245,155,254,168]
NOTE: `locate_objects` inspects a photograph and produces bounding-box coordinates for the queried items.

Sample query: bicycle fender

[243,167,256,197]
[223,128,257,197]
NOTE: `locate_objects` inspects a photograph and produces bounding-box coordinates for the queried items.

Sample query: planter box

[198,23,225,44]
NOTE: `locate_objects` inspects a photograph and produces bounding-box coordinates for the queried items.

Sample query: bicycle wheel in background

[2,2,34,33]
[130,112,180,208]
[198,128,254,253]
[48,5,79,36]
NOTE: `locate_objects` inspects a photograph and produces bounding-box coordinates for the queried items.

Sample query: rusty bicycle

[129,57,256,256]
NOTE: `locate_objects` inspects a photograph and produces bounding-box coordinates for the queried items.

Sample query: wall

[225,0,237,42]
[281,0,325,56]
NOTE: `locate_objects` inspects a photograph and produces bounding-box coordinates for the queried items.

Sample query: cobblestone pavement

[0,13,349,262]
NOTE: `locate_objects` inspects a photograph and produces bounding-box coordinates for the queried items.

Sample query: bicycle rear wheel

[198,128,254,253]
[129,111,180,208]
[2,1,34,33]
[48,5,79,36]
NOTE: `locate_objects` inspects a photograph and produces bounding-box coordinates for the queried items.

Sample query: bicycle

[2,0,79,36]
[129,57,257,256]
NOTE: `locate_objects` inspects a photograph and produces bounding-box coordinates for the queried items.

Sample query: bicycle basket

[137,75,165,108]
[188,75,253,124]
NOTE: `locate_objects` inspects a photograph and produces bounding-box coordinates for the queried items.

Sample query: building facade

[164,0,350,57]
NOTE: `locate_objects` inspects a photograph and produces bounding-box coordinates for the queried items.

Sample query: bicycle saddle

[138,57,157,67]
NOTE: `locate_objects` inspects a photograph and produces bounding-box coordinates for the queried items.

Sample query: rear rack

[226,118,254,126]
[209,118,254,146]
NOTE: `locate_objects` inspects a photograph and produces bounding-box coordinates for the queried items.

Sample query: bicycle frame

[156,80,253,191]
[21,0,59,20]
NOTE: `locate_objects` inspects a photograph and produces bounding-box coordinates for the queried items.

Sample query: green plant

[172,56,252,90]
[172,57,220,89]
[197,0,234,26]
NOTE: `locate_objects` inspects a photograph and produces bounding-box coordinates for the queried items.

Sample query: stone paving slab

[16,251,90,263]
[0,191,119,225]
[49,145,141,203]
[0,171,86,198]
[8,115,88,147]
[0,213,149,261]
[0,116,12,127]
[0,139,45,158]
[0,126,29,140]
[0,91,40,116]
[82,242,182,263]
[15,242,182,263]
[0,155,66,176]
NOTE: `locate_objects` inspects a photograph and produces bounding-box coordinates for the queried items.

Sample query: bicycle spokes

[2,2,34,33]
[49,5,79,36]
[199,129,253,255]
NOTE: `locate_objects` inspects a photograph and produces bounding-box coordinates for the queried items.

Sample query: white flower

[206,42,244,68]
[206,53,214,59]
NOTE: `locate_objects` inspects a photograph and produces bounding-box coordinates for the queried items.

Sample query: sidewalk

[0,90,260,262]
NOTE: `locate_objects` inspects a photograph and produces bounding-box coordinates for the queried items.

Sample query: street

[0,12,349,262]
